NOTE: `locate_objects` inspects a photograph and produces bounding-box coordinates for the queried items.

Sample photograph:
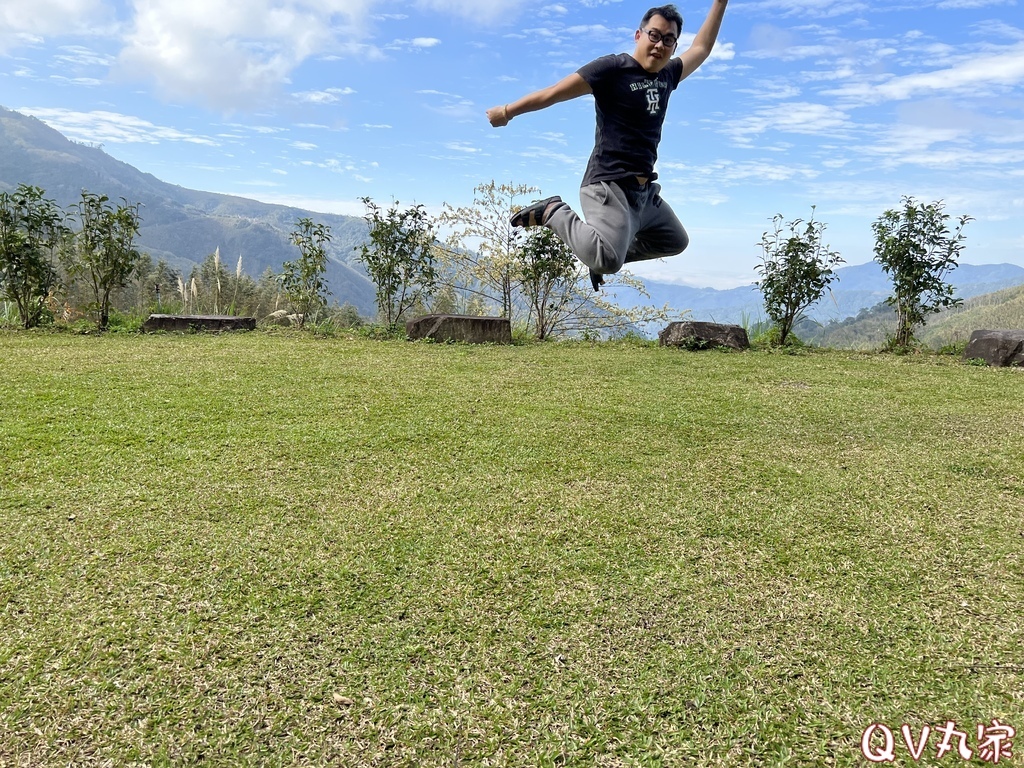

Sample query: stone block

[406,314,512,344]
[963,329,1024,367]
[659,321,750,351]
[143,314,256,333]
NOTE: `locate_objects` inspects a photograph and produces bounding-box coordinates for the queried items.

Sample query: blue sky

[1,0,1022,288]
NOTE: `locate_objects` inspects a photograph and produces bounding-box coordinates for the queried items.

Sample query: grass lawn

[1,331,1022,767]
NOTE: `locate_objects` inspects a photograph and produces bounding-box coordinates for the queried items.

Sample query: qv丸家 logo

[861,720,1015,764]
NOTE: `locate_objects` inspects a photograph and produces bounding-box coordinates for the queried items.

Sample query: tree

[121,254,184,315]
[755,209,843,346]
[872,197,971,349]
[439,182,535,321]
[357,198,437,327]
[438,180,680,340]
[332,303,365,329]
[0,185,68,329]
[537,270,678,340]
[429,284,460,315]
[66,192,143,331]
[280,218,332,329]
[517,227,581,340]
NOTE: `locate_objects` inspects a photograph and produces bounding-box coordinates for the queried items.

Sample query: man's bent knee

[589,238,627,274]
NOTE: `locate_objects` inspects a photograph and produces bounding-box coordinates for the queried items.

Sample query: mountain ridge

[624,260,1024,329]
[0,106,378,314]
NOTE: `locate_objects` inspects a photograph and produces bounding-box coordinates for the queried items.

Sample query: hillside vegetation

[811,282,1024,350]
[2,333,1021,766]
[920,283,1024,347]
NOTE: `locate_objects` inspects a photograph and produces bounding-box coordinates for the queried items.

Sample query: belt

[613,175,651,191]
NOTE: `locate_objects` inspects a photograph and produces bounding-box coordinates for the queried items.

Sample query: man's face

[633,13,680,73]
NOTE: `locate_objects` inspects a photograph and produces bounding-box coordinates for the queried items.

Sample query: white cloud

[54,45,115,68]
[294,87,356,104]
[522,146,582,166]
[741,0,871,18]
[419,90,477,121]
[387,36,442,50]
[720,102,853,145]
[971,21,1024,41]
[223,123,286,135]
[746,42,833,61]
[542,4,569,16]
[115,0,372,110]
[937,0,1015,8]
[566,24,614,35]
[18,107,219,146]
[49,75,105,87]
[413,0,524,24]
[737,81,803,100]
[0,0,111,52]
[444,142,480,153]
[660,159,820,184]
[826,42,1024,104]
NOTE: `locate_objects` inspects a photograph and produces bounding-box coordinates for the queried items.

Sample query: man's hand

[486,105,511,128]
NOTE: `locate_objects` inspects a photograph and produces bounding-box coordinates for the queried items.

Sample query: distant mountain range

[617,261,1024,329]
[4,104,1023,331]
[0,106,378,314]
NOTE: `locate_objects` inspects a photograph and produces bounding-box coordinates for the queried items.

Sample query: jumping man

[486,2,728,290]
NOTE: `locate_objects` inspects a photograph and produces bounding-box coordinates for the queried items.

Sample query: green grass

[1,332,1022,767]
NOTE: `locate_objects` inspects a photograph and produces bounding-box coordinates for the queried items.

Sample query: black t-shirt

[577,53,684,186]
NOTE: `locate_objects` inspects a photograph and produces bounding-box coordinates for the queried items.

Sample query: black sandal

[589,270,605,292]
[510,195,562,228]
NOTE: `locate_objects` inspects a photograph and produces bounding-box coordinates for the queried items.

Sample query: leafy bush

[66,192,144,331]
[358,198,437,327]
[279,218,332,329]
[755,209,843,347]
[0,185,67,329]
[753,325,805,350]
[872,197,971,350]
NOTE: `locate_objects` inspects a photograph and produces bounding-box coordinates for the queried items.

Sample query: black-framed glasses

[641,28,679,48]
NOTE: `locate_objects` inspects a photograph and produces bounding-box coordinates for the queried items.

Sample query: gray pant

[545,181,690,275]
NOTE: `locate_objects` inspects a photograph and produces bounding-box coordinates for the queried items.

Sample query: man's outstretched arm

[678,0,729,81]
[486,73,593,128]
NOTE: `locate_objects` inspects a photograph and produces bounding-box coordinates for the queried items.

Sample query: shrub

[755,209,843,347]
[279,218,332,329]
[872,197,971,350]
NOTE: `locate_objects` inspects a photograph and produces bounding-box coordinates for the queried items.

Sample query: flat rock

[406,314,512,344]
[963,329,1024,367]
[143,314,256,333]
[659,321,750,351]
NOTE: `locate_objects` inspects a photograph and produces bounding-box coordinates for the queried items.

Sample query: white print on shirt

[630,79,665,116]
[646,86,661,115]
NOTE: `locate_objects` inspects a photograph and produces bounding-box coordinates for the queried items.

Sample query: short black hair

[641,5,684,35]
